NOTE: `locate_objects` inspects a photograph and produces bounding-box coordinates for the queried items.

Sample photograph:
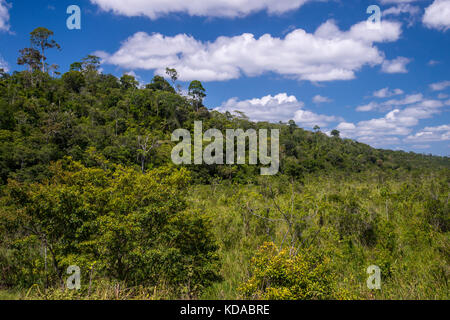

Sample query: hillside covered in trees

[0,28,448,300]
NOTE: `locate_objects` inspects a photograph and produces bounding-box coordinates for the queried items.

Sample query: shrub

[239,242,350,300]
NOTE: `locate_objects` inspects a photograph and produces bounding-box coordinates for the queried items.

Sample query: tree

[48,64,60,77]
[313,125,321,132]
[188,80,206,111]
[331,130,340,138]
[137,135,160,173]
[165,68,178,87]
[288,120,298,133]
[82,55,100,73]
[30,27,61,72]
[0,159,220,296]
[120,74,139,90]
[62,71,85,93]
[17,48,43,72]
[146,75,175,93]
[70,62,83,71]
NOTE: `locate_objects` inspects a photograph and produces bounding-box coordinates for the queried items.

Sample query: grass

[0,290,21,300]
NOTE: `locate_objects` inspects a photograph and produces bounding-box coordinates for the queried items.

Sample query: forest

[0,28,448,300]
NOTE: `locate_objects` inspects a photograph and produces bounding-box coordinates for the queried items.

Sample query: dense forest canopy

[0,28,448,300]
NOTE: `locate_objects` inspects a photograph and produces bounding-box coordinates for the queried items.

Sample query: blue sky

[0,0,449,155]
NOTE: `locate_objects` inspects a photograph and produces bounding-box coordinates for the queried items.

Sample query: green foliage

[239,242,349,300]
[29,27,61,72]
[0,29,449,300]
[188,80,206,111]
[0,158,220,297]
[62,71,85,93]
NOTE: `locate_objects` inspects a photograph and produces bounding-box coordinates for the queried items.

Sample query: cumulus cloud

[90,0,315,19]
[405,125,450,142]
[341,98,445,146]
[337,122,356,130]
[216,93,302,122]
[357,93,423,112]
[383,4,420,16]
[423,0,450,31]
[430,80,450,91]
[381,56,411,73]
[215,93,342,128]
[356,102,381,112]
[373,87,404,98]
[294,109,342,128]
[383,3,421,26]
[98,19,402,82]
[384,93,424,106]
[0,0,11,31]
[313,95,332,103]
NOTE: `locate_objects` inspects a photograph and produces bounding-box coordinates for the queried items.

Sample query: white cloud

[405,125,450,142]
[313,95,332,103]
[383,3,421,26]
[341,98,446,146]
[215,93,342,128]
[384,93,424,106]
[356,102,380,112]
[98,20,402,82]
[90,0,314,19]
[0,55,8,72]
[437,93,448,99]
[383,4,420,16]
[379,0,421,3]
[411,144,431,149]
[373,87,404,98]
[294,109,342,128]
[216,93,303,123]
[337,122,356,130]
[0,0,11,31]
[357,93,423,112]
[423,0,450,31]
[430,80,450,91]
[381,56,411,73]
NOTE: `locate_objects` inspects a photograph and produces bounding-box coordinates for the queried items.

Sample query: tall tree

[30,27,61,72]
[331,130,340,138]
[188,80,206,111]
[137,135,160,173]
[120,74,139,90]
[70,62,83,71]
[82,55,101,73]
[146,75,175,93]
[165,67,179,91]
[17,48,42,72]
